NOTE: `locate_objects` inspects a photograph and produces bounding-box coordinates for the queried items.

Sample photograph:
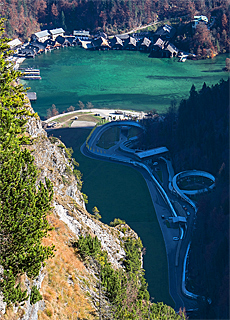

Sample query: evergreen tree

[0,19,54,305]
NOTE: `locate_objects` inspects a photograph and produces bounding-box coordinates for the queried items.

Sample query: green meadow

[49,127,174,306]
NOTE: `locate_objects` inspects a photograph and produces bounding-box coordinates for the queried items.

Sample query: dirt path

[120,20,159,36]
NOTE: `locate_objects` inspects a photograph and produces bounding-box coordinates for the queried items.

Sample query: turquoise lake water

[21,47,229,118]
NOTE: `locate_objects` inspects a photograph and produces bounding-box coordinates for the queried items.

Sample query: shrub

[109,218,126,227]
[30,286,42,305]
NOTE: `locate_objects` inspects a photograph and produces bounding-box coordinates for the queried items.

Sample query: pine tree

[0,19,54,305]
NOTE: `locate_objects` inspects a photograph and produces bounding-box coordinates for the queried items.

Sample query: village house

[192,15,208,28]
[95,32,108,39]
[165,42,178,57]
[123,36,137,50]
[43,39,59,50]
[138,37,152,52]
[55,35,70,47]
[31,40,47,54]
[73,30,90,40]
[18,45,38,58]
[7,38,22,53]
[65,36,77,46]
[49,28,65,40]
[91,36,110,50]
[149,38,178,58]
[31,30,50,43]
[153,24,176,42]
[109,36,123,50]
[116,34,129,41]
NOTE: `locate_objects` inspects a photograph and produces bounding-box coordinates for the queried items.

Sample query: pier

[19,68,41,80]
[21,75,41,80]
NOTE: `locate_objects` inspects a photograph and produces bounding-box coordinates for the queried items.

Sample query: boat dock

[21,75,41,80]
[19,68,41,80]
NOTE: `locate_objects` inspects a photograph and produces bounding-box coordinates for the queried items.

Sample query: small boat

[178,56,187,62]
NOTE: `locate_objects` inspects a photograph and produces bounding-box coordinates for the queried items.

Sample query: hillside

[140,78,229,319]
[1,0,229,56]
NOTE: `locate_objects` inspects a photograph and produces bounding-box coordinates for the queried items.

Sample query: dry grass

[54,112,100,128]
[38,214,96,320]
[2,214,96,320]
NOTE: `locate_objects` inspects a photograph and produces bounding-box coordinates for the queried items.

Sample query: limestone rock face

[1,111,138,320]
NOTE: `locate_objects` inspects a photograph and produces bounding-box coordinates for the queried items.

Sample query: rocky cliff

[0,112,138,320]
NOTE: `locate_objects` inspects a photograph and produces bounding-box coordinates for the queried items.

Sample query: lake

[21,47,228,119]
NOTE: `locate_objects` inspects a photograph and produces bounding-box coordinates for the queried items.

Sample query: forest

[140,78,229,319]
[74,233,187,319]
[1,0,229,56]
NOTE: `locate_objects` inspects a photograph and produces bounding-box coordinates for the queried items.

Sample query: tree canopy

[75,233,187,319]
[0,19,54,306]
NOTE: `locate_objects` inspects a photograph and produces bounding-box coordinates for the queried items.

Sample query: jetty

[20,75,41,80]
[19,68,41,80]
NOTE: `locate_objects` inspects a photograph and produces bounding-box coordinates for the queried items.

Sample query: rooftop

[34,30,50,38]
[135,147,169,159]
[8,38,22,48]
[171,216,187,224]
[50,28,65,35]
[73,30,90,36]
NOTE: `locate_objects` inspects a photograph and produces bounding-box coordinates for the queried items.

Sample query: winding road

[81,120,198,312]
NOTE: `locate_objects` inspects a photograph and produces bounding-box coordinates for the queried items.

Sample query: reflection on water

[21,47,228,118]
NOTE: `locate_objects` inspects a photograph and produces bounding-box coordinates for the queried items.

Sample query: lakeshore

[44,108,147,129]
[21,47,229,118]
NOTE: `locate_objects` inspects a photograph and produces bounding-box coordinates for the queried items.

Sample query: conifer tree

[0,19,54,305]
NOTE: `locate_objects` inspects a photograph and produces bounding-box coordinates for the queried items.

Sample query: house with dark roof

[109,36,123,50]
[55,35,71,47]
[94,32,108,39]
[132,32,153,40]
[165,42,178,57]
[31,30,50,43]
[18,45,39,58]
[153,24,176,41]
[123,36,137,50]
[149,38,178,58]
[91,37,110,50]
[31,40,47,53]
[49,28,65,40]
[138,37,151,51]
[65,36,77,46]
[43,39,57,49]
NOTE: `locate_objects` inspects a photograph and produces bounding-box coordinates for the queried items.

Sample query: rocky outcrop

[1,111,138,320]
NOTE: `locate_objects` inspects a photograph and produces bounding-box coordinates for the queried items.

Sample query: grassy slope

[48,127,174,306]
